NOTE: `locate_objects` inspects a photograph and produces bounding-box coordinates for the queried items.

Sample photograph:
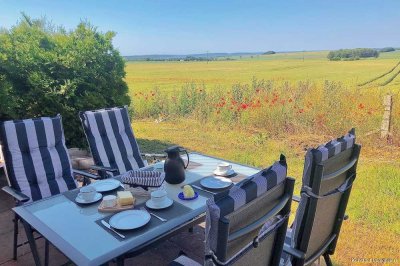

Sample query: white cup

[216,162,232,174]
[102,195,117,208]
[150,190,167,207]
[78,186,96,201]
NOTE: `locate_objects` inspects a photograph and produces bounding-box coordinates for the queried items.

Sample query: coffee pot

[164,146,189,184]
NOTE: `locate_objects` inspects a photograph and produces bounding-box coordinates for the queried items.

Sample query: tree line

[327,48,379,61]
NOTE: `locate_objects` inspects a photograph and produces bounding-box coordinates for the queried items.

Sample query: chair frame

[284,144,361,266]
[1,158,98,266]
[209,177,295,266]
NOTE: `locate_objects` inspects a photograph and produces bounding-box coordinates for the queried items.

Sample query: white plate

[146,198,173,209]
[200,176,233,189]
[91,179,121,192]
[109,210,151,230]
[213,169,236,177]
[75,192,102,204]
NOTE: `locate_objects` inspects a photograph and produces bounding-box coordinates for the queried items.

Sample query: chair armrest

[283,243,305,259]
[90,165,119,173]
[141,153,167,158]
[72,169,99,180]
[292,195,301,202]
[2,186,30,202]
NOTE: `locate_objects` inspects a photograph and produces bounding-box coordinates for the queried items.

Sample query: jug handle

[182,149,190,169]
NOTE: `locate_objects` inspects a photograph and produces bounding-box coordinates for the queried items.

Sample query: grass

[134,119,400,265]
[126,51,400,265]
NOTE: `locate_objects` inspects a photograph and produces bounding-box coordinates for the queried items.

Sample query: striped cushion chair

[80,106,162,178]
[0,115,95,263]
[171,155,295,266]
[282,129,361,266]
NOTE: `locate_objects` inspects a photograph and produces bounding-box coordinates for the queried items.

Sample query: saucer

[75,192,102,204]
[145,198,173,209]
[213,169,236,177]
[178,192,199,201]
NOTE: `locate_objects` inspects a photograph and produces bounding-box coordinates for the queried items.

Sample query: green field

[125,50,400,93]
[126,51,400,265]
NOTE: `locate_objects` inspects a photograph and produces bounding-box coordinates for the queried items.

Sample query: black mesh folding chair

[79,106,166,178]
[171,155,295,266]
[282,129,361,266]
[0,115,97,266]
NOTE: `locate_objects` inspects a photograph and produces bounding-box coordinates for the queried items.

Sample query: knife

[192,185,217,195]
[101,220,125,239]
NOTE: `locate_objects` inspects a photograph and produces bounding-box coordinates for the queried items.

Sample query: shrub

[0,15,130,148]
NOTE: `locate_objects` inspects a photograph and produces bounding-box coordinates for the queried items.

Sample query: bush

[327,48,379,61]
[0,15,130,148]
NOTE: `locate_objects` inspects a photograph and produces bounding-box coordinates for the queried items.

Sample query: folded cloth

[120,170,165,187]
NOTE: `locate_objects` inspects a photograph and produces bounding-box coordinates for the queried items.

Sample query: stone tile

[0,211,14,236]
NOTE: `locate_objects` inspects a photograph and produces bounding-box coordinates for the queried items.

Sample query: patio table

[13,152,260,266]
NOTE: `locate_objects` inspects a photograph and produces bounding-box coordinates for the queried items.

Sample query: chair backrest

[206,155,295,266]
[79,106,145,177]
[290,129,361,265]
[0,115,77,202]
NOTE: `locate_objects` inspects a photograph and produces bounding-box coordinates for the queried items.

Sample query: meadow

[126,50,400,265]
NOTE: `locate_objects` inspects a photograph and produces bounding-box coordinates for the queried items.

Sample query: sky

[1,0,399,55]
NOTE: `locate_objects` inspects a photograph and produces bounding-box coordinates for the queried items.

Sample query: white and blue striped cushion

[0,115,77,202]
[80,106,145,176]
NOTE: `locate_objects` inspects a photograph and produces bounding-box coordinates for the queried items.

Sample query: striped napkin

[120,170,165,187]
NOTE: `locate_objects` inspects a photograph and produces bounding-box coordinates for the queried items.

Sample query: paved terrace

[0,171,206,266]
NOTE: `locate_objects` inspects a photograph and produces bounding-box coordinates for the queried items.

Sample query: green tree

[0,15,130,148]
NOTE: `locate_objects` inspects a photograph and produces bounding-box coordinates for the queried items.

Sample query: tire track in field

[378,68,400,86]
[358,60,400,86]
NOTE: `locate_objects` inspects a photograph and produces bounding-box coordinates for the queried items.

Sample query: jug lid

[164,145,181,154]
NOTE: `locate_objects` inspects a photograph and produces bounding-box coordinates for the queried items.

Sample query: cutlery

[101,220,125,239]
[192,185,217,195]
[140,207,167,222]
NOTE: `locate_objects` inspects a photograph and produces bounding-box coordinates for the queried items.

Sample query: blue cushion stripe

[34,119,60,195]
[15,121,42,201]
[51,117,76,190]
[93,112,117,172]
[120,107,145,169]
[107,109,133,172]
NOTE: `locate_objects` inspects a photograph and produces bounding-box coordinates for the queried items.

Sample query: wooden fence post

[381,95,393,140]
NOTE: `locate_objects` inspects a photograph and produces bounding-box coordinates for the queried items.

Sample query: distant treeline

[123,56,237,62]
[327,48,379,61]
[263,51,276,55]
[380,47,396,52]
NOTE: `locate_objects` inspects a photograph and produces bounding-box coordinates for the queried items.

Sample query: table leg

[22,220,42,266]
[44,239,49,266]
[116,256,125,266]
